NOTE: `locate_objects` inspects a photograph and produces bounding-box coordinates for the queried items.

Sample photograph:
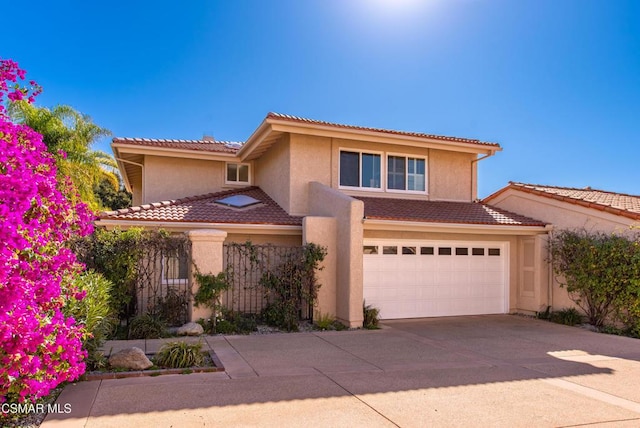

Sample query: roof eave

[112,142,238,160]
[239,115,502,160]
[95,219,303,235]
[363,218,551,235]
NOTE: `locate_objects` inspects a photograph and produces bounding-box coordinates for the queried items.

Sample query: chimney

[203,135,215,142]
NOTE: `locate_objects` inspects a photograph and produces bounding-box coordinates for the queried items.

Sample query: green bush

[550,307,583,326]
[261,301,299,332]
[157,288,189,326]
[315,313,335,330]
[313,312,346,331]
[154,341,204,368]
[259,243,327,332]
[549,230,640,327]
[128,313,167,339]
[65,271,116,370]
[363,302,380,329]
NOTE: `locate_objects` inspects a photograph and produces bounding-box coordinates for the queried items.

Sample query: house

[99,113,554,327]
[484,182,640,310]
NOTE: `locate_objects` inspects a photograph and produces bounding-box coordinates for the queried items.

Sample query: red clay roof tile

[112,137,242,154]
[489,182,640,221]
[356,196,546,227]
[100,187,302,226]
[267,112,500,148]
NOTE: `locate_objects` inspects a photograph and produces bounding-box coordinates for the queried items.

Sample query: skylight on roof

[215,195,261,208]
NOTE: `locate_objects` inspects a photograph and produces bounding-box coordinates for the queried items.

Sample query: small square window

[383,246,398,255]
[488,248,501,256]
[402,246,416,255]
[420,246,434,255]
[472,248,485,256]
[438,247,452,256]
[363,245,378,255]
[455,247,469,256]
[226,163,250,184]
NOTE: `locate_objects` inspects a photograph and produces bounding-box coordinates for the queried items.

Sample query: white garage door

[363,240,508,319]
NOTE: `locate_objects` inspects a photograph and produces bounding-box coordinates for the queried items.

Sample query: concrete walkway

[42,315,640,427]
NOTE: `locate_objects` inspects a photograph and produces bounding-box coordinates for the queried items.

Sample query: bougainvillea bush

[0,58,93,403]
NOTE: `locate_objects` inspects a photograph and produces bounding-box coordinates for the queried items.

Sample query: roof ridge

[267,112,499,147]
[510,182,640,199]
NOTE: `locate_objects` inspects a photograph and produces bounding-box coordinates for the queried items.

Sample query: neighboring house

[484,182,640,310]
[99,113,553,327]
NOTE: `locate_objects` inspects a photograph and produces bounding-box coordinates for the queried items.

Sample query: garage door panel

[364,240,507,319]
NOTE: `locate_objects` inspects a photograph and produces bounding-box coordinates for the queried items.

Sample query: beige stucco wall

[490,192,636,234]
[289,134,332,215]
[225,233,302,246]
[303,216,338,319]
[489,190,638,311]
[308,182,364,327]
[143,155,226,203]
[428,150,475,202]
[254,135,291,213]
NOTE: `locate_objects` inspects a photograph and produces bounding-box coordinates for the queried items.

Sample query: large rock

[176,322,204,336]
[108,347,153,370]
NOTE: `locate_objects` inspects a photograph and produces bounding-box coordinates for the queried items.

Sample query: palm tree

[9,102,124,211]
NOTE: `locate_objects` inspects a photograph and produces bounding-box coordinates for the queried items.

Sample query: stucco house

[100,113,560,327]
[484,182,640,310]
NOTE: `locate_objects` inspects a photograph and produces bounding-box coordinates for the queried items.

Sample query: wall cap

[186,229,227,242]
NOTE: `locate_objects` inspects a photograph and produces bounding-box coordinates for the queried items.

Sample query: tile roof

[112,137,242,154]
[100,187,302,226]
[488,182,640,221]
[356,196,547,227]
[267,112,501,148]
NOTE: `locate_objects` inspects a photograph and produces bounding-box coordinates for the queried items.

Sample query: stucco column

[303,216,337,319]
[186,229,227,321]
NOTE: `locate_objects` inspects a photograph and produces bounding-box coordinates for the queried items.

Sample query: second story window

[387,155,426,192]
[339,150,381,189]
[226,163,250,184]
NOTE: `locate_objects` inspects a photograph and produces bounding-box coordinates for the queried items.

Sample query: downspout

[470,150,496,201]
[547,226,555,310]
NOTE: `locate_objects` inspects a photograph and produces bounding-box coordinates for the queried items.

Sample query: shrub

[259,243,327,332]
[1,59,92,403]
[64,271,116,370]
[193,271,231,332]
[261,301,299,332]
[550,307,583,326]
[549,230,640,327]
[157,288,189,327]
[363,302,380,329]
[128,314,167,339]
[314,313,347,331]
[315,313,335,330]
[72,228,191,326]
[154,342,204,368]
[536,306,552,320]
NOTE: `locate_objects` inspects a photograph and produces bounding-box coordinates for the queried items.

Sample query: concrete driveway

[43,315,640,427]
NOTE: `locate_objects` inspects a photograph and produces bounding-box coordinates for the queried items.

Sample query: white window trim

[385,152,429,195]
[161,254,189,287]
[225,162,251,185]
[338,148,385,192]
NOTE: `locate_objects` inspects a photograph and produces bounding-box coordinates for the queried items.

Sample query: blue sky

[2,0,638,198]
